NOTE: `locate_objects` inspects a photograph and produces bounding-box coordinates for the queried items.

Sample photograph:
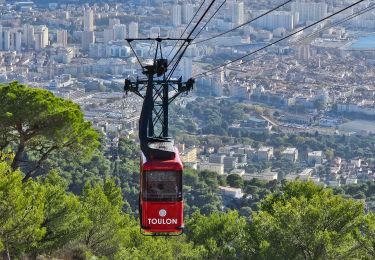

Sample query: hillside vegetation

[1,83,375,259]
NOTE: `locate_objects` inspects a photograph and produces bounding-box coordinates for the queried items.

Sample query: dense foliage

[2,84,375,259]
[2,159,375,259]
[0,82,99,181]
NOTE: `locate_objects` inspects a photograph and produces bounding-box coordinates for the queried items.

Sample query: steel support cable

[194,4,375,79]
[193,0,294,45]
[168,0,225,78]
[168,1,210,65]
[193,0,227,40]
[167,0,207,59]
[167,46,190,80]
[228,4,375,54]
[127,41,144,69]
[193,0,367,78]
[168,0,226,75]
[170,0,290,79]
[170,0,227,72]
[295,3,375,45]
[216,3,375,64]
[167,0,218,79]
[168,0,217,66]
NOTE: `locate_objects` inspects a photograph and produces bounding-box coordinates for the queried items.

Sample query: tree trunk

[1,252,9,260]
[5,243,11,260]
[11,141,25,171]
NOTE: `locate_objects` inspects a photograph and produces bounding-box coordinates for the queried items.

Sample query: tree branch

[23,145,58,181]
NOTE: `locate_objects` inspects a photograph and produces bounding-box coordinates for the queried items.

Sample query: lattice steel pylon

[124,38,194,159]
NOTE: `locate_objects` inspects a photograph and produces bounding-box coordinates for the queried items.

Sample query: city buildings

[229,117,272,135]
[0,27,22,51]
[150,27,160,38]
[34,26,49,50]
[172,4,182,27]
[199,162,225,175]
[181,57,192,81]
[128,22,139,38]
[257,147,274,161]
[219,186,244,199]
[109,18,120,29]
[291,1,328,24]
[180,146,198,164]
[0,1,373,190]
[82,31,95,50]
[253,11,295,31]
[308,151,323,166]
[103,29,114,44]
[223,156,238,172]
[209,154,225,164]
[232,1,245,26]
[281,148,299,163]
[57,30,68,47]
[243,171,278,182]
[182,3,194,24]
[22,24,35,49]
[113,24,127,41]
[84,8,94,32]
[82,8,95,50]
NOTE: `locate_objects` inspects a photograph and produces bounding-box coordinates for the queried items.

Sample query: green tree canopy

[118,138,138,160]
[199,170,219,191]
[187,211,247,259]
[0,162,45,259]
[81,179,132,258]
[32,171,90,255]
[116,234,203,260]
[226,174,243,188]
[249,181,365,259]
[356,212,375,259]
[0,82,99,180]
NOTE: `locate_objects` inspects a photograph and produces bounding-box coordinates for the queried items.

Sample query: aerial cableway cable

[295,3,375,45]
[193,0,367,78]
[169,0,291,78]
[219,3,375,72]
[167,0,226,79]
[126,0,208,71]
[246,3,375,66]
[193,0,294,45]
[168,0,217,67]
[193,0,227,40]
[167,0,207,59]
[167,0,219,80]
[127,40,144,69]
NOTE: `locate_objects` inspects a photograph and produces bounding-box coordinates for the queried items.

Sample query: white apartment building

[129,22,139,38]
[232,1,245,26]
[291,2,328,24]
[84,8,94,32]
[282,148,298,162]
[199,162,225,175]
[57,30,68,47]
[172,5,182,27]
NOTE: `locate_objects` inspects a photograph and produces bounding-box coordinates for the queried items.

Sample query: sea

[350,34,375,50]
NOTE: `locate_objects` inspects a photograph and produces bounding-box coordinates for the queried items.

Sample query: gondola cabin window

[143,171,182,202]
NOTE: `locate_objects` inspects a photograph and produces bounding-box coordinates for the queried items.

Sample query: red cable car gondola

[139,144,184,234]
[124,39,194,235]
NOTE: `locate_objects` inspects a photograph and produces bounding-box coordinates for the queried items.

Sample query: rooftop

[282,148,297,154]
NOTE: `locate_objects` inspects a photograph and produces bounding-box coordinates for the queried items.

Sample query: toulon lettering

[148,218,178,225]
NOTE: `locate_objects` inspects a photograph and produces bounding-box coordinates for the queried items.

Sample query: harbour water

[350,34,375,50]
